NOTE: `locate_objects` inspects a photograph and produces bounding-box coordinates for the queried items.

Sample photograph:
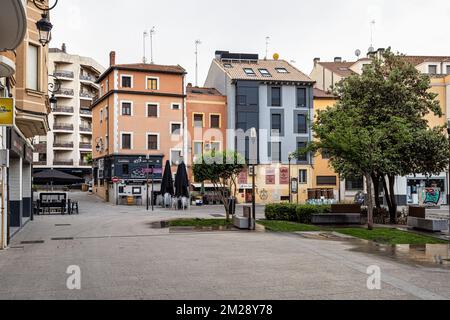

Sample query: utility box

[0,149,9,167]
[233,206,251,229]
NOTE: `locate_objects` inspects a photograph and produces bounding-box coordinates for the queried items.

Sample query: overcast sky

[50,0,450,85]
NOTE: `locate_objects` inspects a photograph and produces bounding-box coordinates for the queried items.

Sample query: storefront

[407,175,447,205]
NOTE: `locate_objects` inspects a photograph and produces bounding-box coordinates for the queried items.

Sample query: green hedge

[265,203,331,224]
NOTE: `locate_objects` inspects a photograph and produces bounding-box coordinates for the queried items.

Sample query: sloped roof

[313,88,336,99]
[317,61,357,77]
[113,63,186,74]
[400,55,450,66]
[216,59,313,83]
[187,86,223,96]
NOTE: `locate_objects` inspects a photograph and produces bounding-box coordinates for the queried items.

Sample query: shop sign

[266,167,276,185]
[291,178,299,194]
[10,129,24,157]
[24,144,33,163]
[0,98,14,127]
[280,167,289,184]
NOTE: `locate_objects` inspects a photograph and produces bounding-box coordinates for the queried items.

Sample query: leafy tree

[85,153,93,165]
[193,151,246,221]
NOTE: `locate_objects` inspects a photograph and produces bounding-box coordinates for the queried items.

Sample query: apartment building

[0,0,51,247]
[205,51,316,204]
[92,51,186,205]
[309,48,450,205]
[33,44,105,181]
[186,83,227,184]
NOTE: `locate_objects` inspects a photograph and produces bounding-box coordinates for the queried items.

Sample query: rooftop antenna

[265,36,270,60]
[195,39,202,87]
[149,26,156,64]
[143,31,148,63]
[369,20,376,52]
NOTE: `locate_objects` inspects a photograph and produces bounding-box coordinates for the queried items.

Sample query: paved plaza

[0,192,449,300]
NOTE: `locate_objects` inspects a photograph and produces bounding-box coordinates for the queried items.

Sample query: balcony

[80,91,97,100]
[80,109,92,117]
[53,142,74,149]
[34,161,47,166]
[54,70,74,80]
[79,143,92,150]
[54,160,74,166]
[53,123,74,132]
[79,125,92,134]
[79,160,91,167]
[33,142,47,153]
[54,88,74,98]
[80,74,98,82]
[52,106,74,114]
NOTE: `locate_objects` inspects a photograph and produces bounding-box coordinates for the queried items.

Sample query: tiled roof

[114,63,186,74]
[400,55,450,66]
[216,59,313,83]
[313,88,336,99]
[187,86,223,96]
[317,61,357,77]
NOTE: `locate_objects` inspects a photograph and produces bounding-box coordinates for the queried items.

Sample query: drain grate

[55,224,72,227]
[20,240,44,244]
[51,237,74,241]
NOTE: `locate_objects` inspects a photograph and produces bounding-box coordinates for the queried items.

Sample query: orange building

[186,84,227,182]
[91,51,186,205]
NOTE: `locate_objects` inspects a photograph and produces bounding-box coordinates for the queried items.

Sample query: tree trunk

[365,173,374,230]
[371,172,381,210]
[388,175,398,224]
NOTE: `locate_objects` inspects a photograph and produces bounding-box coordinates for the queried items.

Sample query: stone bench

[233,206,250,229]
[312,213,363,225]
[407,217,447,232]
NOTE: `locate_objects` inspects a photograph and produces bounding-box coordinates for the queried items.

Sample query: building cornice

[90,90,187,109]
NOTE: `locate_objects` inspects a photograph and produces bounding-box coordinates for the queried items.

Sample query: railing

[80,74,98,82]
[55,88,74,96]
[33,143,47,153]
[79,109,92,116]
[54,70,74,79]
[80,91,97,99]
[79,125,92,132]
[53,123,74,131]
[79,143,92,149]
[34,161,47,166]
[53,142,74,148]
[79,161,91,166]
[54,160,74,166]
[52,106,74,113]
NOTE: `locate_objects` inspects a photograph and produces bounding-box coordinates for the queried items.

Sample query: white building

[33,44,105,182]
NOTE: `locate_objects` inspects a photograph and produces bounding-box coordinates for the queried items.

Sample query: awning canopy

[0,0,27,51]
[33,169,84,185]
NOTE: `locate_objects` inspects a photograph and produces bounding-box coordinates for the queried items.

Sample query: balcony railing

[79,160,91,166]
[80,109,92,116]
[53,123,74,131]
[33,143,47,153]
[79,143,92,149]
[80,91,97,99]
[80,74,98,82]
[79,125,92,132]
[34,161,47,166]
[52,106,74,114]
[53,142,74,148]
[55,88,74,96]
[54,160,74,166]
[54,70,74,79]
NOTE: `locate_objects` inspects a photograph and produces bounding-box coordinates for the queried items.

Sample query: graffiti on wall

[419,188,442,206]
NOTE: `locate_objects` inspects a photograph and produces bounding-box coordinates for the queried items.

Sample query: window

[346,176,364,190]
[271,113,282,135]
[271,87,281,106]
[171,149,182,165]
[193,114,204,128]
[99,109,103,123]
[297,114,307,134]
[27,44,39,91]
[237,95,247,106]
[297,88,307,107]
[171,123,182,135]
[259,69,272,77]
[147,134,158,150]
[121,102,132,116]
[447,65,450,74]
[171,103,180,110]
[428,65,438,75]
[223,63,233,68]
[121,75,132,88]
[193,142,203,156]
[147,104,159,118]
[317,176,337,186]
[299,170,308,184]
[121,133,132,150]
[122,164,129,175]
[147,77,159,90]
[104,107,108,120]
[243,68,256,76]
[275,68,288,74]
[210,114,220,128]
[297,141,308,162]
[271,142,282,163]
[105,135,109,151]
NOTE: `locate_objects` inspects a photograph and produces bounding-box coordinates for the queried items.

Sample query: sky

[50,0,450,85]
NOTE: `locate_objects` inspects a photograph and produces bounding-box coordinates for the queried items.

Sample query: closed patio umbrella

[174,161,190,198]
[160,160,174,196]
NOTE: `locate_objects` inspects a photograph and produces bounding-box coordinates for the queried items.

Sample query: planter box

[408,206,426,219]
[331,204,361,214]
[312,213,363,225]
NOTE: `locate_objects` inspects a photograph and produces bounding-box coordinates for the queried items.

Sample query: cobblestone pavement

[0,192,449,300]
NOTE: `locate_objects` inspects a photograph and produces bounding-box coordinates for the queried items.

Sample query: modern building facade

[0,0,51,247]
[205,51,316,204]
[91,51,186,205]
[309,48,450,205]
[33,44,105,181]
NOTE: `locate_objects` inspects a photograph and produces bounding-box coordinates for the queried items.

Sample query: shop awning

[0,0,27,51]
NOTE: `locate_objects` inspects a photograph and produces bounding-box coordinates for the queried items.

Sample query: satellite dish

[355,49,361,58]
[368,46,375,53]
[273,53,279,60]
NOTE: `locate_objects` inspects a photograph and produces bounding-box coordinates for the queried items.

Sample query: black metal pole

[151,168,154,212]
[146,162,149,211]
[252,164,256,230]
[288,157,291,204]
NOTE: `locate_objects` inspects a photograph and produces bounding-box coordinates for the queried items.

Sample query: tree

[193,151,246,222]
[85,153,93,165]
[310,48,450,224]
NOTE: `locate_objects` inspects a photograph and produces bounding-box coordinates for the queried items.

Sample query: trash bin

[228,197,236,215]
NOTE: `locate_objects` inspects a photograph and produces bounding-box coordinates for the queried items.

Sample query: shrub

[265,203,331,224]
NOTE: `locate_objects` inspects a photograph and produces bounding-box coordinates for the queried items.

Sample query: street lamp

[32,0,58,47]
[48,74,60,109]
[250,128,258,230]
[288,153,294,203]
[447,120,450,238]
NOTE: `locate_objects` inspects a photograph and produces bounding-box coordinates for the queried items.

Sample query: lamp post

[32,0,58,47]
[250,128,258,230]
[288,153,293,203]
[447,121,450,238]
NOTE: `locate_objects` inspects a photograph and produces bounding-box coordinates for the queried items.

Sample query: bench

[407,206,447,232]
[312,204,364,225]
[233,206,250,229]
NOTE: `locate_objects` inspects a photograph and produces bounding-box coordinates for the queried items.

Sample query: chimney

[109,51,116,67]
[187,83,192,87]
[61,43,67,53]
[334,57,342,63]
[313,57,320,66]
